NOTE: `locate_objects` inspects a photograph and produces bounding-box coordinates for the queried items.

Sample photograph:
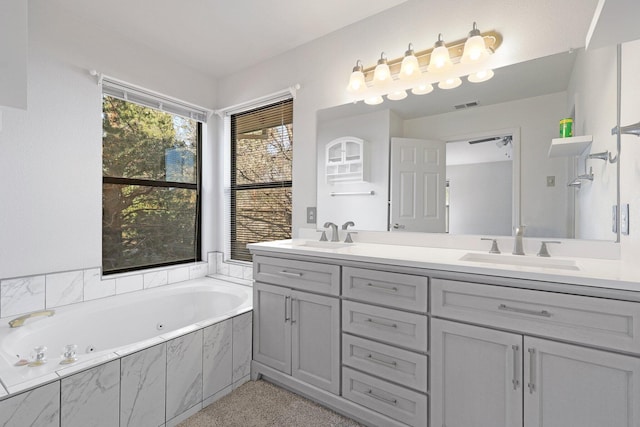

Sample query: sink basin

[296,241,352,249]
[459,252,579,271]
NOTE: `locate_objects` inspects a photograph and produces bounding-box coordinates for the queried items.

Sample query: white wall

[567,44,618,241]
[0,1,217,279]
[620,38,640,263]
[403,92,572,238]
[448,161,512,235]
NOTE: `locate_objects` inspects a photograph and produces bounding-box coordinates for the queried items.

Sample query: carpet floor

[178,380,364,427]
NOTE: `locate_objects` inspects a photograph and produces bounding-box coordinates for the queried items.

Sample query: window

[102,89,202,274]
[230,99,293,262]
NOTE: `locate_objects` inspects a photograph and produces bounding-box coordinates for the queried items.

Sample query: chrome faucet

[323,222,339,242]
[8,309,55,328]
[342,221,356,243]
[513,225,526,255]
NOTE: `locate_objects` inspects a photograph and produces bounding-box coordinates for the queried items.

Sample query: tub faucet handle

[8,309,55,328]
[481,238,501,254]
[29,346,48,366]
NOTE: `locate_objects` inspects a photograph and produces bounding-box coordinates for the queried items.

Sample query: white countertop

[248,239,640,294]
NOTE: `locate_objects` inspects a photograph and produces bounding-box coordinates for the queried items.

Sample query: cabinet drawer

[253,255,340,295]
[342,334,428,393]
[432,278,640,354]
[342,301,428,352]
[342,366,428,427]
[343,267,428,312]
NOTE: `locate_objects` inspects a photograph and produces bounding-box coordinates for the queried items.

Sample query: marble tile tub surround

[0,312,253,427]
[0,251,253,320]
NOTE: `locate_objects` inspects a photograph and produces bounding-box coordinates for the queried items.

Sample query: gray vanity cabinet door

[291,290,340,394]
[253,282,292,374]
[524,337,640,427]
[431,319,523,427]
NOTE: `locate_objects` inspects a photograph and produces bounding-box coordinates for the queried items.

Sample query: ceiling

[46,0,409,79]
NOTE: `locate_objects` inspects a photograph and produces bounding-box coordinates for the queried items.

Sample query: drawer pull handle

[367,353,398,368]
[366,282,398,293]
[512,345,520,390]
[365,318,398,329]
[279,270,303,277]
[528,348,536,394]
[498,304,552,318]
[284,296,290,322]
[365,389,398,406]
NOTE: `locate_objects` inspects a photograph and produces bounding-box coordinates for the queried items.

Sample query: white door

[524,337,640,427]
[390,137,446,232]
[431,319,524,427]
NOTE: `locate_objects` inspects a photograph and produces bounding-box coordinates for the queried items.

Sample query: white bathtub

[0,276,252,394]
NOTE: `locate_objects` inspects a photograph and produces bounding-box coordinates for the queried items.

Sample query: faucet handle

[319,231,328,242]
[537,241,561,257]
[481,238,501,254]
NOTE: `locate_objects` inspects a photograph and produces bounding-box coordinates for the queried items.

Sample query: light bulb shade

[364,95,384,105]
[411,82,434,95]
[468,69,494,83]
[438,77,462,90]
[373,53,392,88]
[461,34,489,64]
[346,69,367,93]
[427,36,453,73]
[399,45,422,81]
[387,89,407,101]
[373,63,391,87]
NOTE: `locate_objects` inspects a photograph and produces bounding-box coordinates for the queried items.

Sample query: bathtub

[0,276,252,394]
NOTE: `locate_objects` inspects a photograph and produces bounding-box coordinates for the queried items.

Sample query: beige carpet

[178,380,364,427]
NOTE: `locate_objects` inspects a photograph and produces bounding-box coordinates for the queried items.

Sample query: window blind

[229,98,293,261]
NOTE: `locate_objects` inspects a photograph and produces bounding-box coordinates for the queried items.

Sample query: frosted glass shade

[373,62,391,88]
[347,69,367,93]
[438,77,462,90]
[468,69,494,83]
[364,95,384,105]
[411,82,434,95]
[427,45,453,73]
[461,34,489,64]
[399,54,421,81]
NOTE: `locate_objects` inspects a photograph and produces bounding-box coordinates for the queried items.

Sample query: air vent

[454,101,479,110]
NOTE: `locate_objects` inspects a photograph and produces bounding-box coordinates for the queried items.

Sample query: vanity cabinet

[341,267,429,427]
[431,278,640,427]
[253,256,341,394]
[250,246,640,427]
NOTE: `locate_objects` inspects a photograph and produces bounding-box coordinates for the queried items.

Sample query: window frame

[101,97,203,275]
[229,99,293,262]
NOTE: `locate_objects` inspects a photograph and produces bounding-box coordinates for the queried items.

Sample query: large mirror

[316,46,619,241]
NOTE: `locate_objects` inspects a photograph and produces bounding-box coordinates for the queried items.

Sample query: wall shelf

[548,135,593,158]
[325,136,368,184]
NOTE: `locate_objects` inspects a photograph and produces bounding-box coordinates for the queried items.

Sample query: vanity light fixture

[346,23,502,105]
[399,44,422,81]
[468,69,495,83]
[346,60,366,94]
[411,82,434,95]
[373,53,392,88]
[438,77,462,90]
[427,34,454,73]
[387,89,408,101]
[461,22,489,64]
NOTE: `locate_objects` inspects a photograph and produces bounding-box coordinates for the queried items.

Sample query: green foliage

[102,96,199,273]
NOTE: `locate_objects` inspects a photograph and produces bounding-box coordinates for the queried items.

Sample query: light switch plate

[621,203,630,235]
[306,207,316,224]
